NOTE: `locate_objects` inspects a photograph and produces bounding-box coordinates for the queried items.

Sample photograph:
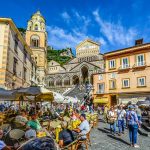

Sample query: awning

[94,98,109,103]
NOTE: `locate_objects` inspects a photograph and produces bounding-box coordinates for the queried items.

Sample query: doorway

[81,66,88,84]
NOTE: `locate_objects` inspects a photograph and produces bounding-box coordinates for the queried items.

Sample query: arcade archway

[72,75,79,85]
[81,66,88,84]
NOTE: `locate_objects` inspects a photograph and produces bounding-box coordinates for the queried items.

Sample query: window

[137,77,146,87]
[49,78,54,87]
[31,35,40,47]
[136,54,145,66]
[14,39,18,54]
[98,83,105,93]
[109,60,115,69]
[23,67,27,81]
[24,50,27,64]
[110,73,116,79]
[34,24,38,30]
[13,58,18,75]
[122,79,130,88]
[109,80,116,89]
[122,57,129,68]
[98,74,103,80]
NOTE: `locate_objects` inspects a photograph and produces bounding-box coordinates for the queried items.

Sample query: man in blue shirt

[126,105,140,148]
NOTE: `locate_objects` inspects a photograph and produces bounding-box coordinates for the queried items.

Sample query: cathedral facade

[46,39,104,92]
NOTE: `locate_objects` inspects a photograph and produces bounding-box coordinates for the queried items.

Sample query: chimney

[135,39,143,46]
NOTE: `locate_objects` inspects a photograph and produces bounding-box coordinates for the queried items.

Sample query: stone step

[141,123,150,132]
[138,128,149,137]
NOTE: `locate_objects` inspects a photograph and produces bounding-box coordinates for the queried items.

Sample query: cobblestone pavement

[89,119,150,150]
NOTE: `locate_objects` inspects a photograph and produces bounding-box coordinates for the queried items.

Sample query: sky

[0,0,150,54]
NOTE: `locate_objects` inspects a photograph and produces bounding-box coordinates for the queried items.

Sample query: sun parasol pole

[34,95,36,113]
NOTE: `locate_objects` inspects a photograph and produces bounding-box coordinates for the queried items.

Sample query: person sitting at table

[0,128,11,150]
[59,121,74,148]
[73,114,90,139]
[26,113,42,131]
[71,111,77,120]
[15,110,28,126]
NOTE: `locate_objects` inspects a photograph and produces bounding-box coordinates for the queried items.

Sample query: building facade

[25,11,47,86]
[46,39,104,92]
[0,18,37,89]
[93,40,150,107]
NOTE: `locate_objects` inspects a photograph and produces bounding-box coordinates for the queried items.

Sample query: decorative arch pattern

[56,76,62,86]
[48,78,54,87]
[64,76,70,86]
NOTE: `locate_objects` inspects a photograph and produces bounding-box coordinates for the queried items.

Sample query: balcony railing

[133,61,146,68]
[118,64,130,70]
[96,90,105,94]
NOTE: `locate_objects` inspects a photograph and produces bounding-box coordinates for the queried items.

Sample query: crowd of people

[101,103,143,148]
[0,101,93,150]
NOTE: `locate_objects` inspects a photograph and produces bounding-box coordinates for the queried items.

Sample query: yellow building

[93,39,150,107]
[0,18,37,89]
[25,11,47,86]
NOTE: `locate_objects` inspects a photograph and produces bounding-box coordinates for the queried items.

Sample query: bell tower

[26,11,47,86]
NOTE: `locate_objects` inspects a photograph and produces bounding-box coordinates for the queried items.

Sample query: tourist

[108,106,117,134]
[135,105,142,122]
[15,110,28,126]
[126,105,140,148]
[117,105,126,136]
[73,114,90,139]
[26,113,42,130]
[103,105,108,122]
[59,121,74,148]
[0,128,11,150]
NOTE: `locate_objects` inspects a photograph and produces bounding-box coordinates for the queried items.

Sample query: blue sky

[0,0,150,54]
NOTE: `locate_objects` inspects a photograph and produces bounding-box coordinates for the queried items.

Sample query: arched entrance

[72,75,79,85]
[81,66,88,84]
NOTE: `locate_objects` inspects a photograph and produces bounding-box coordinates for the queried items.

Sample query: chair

[0,124,11,143]
[9,129,25,145]
[61,139,78,150]
[75,129,92,150]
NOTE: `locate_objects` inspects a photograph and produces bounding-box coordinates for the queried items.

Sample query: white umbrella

[63,96,79,103]
[53,92,64,103]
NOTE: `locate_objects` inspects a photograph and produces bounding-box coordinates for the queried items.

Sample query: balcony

[96,90,105,94]
[132,61,146,69]
[118,64,130,72]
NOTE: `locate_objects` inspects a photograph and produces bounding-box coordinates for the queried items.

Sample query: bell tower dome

[25,11,47,86]
[27,11,46,32]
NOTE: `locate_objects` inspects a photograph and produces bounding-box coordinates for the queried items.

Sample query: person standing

[108,107,117,134]
[126,105,140,148]
[135,105,142,122]
[117,106,126,136]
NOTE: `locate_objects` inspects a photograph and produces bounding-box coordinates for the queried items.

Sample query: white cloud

[61,11,70,21]
[46,25,106,51]
[93,9,137,46]
[47,26,86,49]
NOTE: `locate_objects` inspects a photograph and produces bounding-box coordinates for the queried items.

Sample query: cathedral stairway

[63,85,86,100]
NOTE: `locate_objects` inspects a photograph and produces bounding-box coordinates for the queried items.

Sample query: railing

[133,61,146,68]
[118,64,130,70]
[96,90,104,94]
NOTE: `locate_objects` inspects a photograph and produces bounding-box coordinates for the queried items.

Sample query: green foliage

[47,46,72,65]
[18,28,26,34]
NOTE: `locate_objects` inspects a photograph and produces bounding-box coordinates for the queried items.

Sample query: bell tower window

[34,24,38,31]
[31,35,40,48]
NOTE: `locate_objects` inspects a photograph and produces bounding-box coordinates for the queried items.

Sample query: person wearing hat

[126,105,140,148]
[73,114,90,139]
